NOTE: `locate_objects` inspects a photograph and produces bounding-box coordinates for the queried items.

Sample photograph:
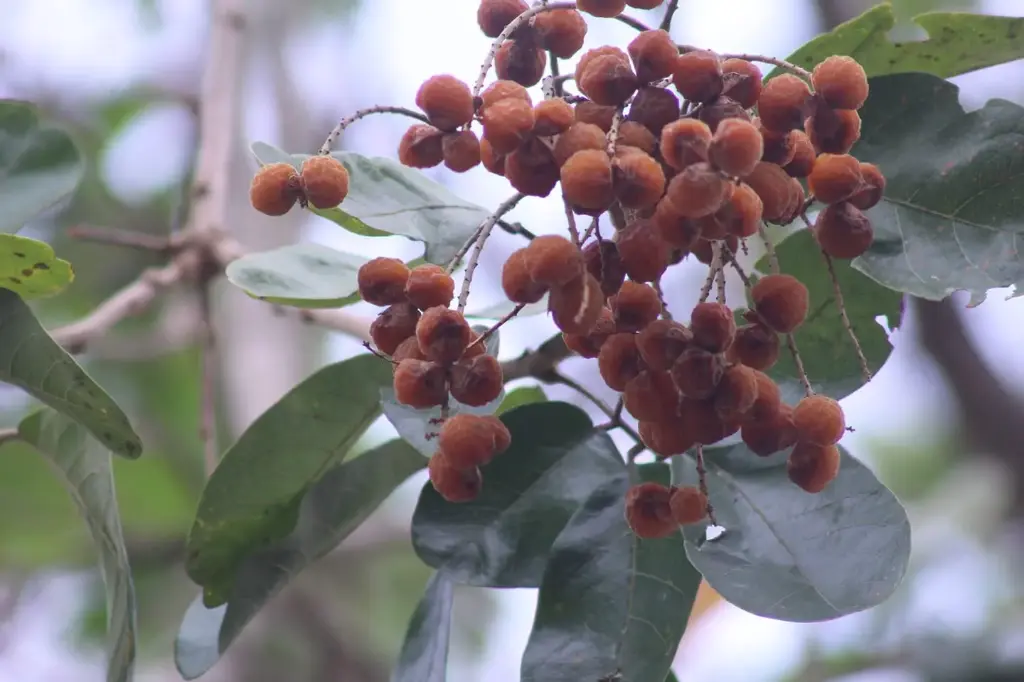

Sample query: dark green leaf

[17,409,137,682]
[772,5,1024,80]
[665,672,680,682]
[521,463,701,682]
[249,141,491,264]
[0,289,141,458]
[496,385,547,415]
[174,439,424,680]
[224,242,367,309]
[673,442,910,622]
[390,572,454,682]
[0,100,84,233]
[184,354,394,606]
[850,73,1024,305]
[412,402,624,587]
[754,230,901,402]
[0,234,74,298]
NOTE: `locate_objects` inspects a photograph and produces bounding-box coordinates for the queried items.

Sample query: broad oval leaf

[521,462,702,682]
[0,100,85,234]
[851,73,1024,305]
[772,5,1024,80]
[412,401,623,587]
[174,439,424,680]
[184,354,395,606]
[673,442,911,622]
[0,289,141,458]
[390,572,454,682]
[0,234,74,298]
[496,385,547,415]
[753,230,902,402]
[224,242,367,309]
[250,141,492,265]
[17,409,137,682]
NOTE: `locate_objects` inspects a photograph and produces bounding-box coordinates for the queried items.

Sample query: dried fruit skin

[428,452,483,502]
[639,420,695,457]
[671,346,724,400]
[495,40,548,87]
[504,146,560,197]
[575,99,617,132]
[442,130,482,173]
[482,98,536,154]
[534,9,588,58]
[398,124,445,168]
[787,441,840,493]
[480,138,506,176]
[416,75,474,131]
[637,319,693,371]
[713,363,758,419]
[392,336,426,364]
[549,273,604,335]
[616,121,658,155]
[552,122,607,167]
[698,95,751,133]
[613,150,666,209]
[680,397,741,445]
[577,0,628,18]
[479,80,532,111]
[358,257,411,306]
[665,162,732,218]
[598,332,645,391]
[578,51,639,106]
[670,486,708,525]
[450,354,504,407]
[628,29,678,82]
[416,306,473,365]
[673,50,724,104]
[793,394,846,446]
[624,369,680,421]
[439,413,502,468]
[690,302,736,353]
[370,302,420,355]
[653,198,702,250]
[721,58,762,109]
[757,74,811,132]
[757,123,798,166]
[563,306,615,358]
[483,415,512,453]
[784,130,816,177]
[582,239,627,297]
[477,0,529,37]
[747,370,782,421]
[806,108,861,154]
[250,163,302,216]
[502,249,548,304]
[814,201,874,259]
[660,118,712,170]
[525,234,584,287]
[405,264,455,310]
[751,274,809,334]
[300,156,350,209]
[808,153,863,204]
[811,55,869,111]
[709,118,764,177]
[728,322,780,370]
[712,181,763,239]
[616,219,670,282]
[610,280,662,332]
[628,86,681,137]
[394,359,448,408]
[692,234,738,265]
[561,149,615,214]
[533,98,575,136]
[625,482,677,539]
[742,161,793,222]
[848,162,885,210]
[742,404,798,456]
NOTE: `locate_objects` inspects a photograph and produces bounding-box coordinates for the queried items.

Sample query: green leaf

[0,289,141,458]
[174,439,424,680]
[17,409,137,682]
[673,442,911,622]
[184,354,395,606]
[666,672,680,682]
[412,402,623,587]
[0,100,85,234]
[850,73,1024,305]
[772,4,1024,80]
[0,234,74,298]
[521,462,701,682]
[390,572,454,682]
[496,385,547,415]
[755,230,901,402]
[250,141,492,264]
[224,242,367,309]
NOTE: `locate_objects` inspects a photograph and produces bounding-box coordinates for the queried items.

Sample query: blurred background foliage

[0,0,1023,681]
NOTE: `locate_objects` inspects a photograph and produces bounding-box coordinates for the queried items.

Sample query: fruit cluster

[250,156,350,216]
[356,258,507,502]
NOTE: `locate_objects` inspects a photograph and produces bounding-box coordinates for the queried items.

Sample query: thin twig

[605,107,625,157]
[318,105,429,156]
[361,341,397,364]
[653,279,672,320]
[496,219,536,241]
[0,428,21,448]
[198,285,219,476]
[447,193,524,274]
[627,442,644,484]
[715,255,727,305]
[694,445,718,526]
[548,370,643,446]
[719,52,812,81]
[720,242,753,289]
[615,13,652,33]
[659,0,681,31]
[455,193,526,312]
[822,247,872,382]
[67,225,175,252]
[699,243,722,303]
[500,333,572,382]
[580,215,600,244]
[758,223,781,273]
[563,200,580,245]
[466,303,525,352]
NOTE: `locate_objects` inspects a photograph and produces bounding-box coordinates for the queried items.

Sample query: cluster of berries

[356,258,507,502]
[249,156,350,216]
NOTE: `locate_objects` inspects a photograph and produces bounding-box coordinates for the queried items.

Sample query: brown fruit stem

[694,444,718,526]
[677,47,813,82]
[659,0,681,31]
[653,279,673,320]
[699,244,723,304]
[548,370,643,447]
[318,105,429,156]
[563,198,581,245]
[451,192,525,311]
[466,303,526,353]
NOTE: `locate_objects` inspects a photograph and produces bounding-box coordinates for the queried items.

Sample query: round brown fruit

[610,280,663,332]
[757,122,797,166]
[450,354,504,407]
[709,118,764,177]
[549,273,604,335]
[393,358,448,408]
[482,97,536,155]
[502,248,548,304]
[814,201,874,259]
[713,363,758,419]
[728,322,780,370]
[439,413,501,468]
[358,257,410,306]
[692,234,738,265]
[392,336,426,364]
[742,404,798,457]
[811,55,869,111]
[757,74,811,132]
[627,86,681,137]
[670,486,708,525]
[653,198,702,250]
[577,0,628,18]
[533,8,588,58]
[428,452,482,502]
[848,162,885,210]
[747,370,782,421]
[415,75,474,131]
[552,122,607,167]
[628,29,678,83]
[561,149,615,214]
[398,124,445,168]
[574,99,617,132]
[504,145,560,197]
[783,130,816,178]
[660,118,712,170]
[495,39,548,87]
[405,264,455,310]
[563,306,615,358]
[477,0,529,37]
[479,79,532,112]
[717,181,764,238]
[792,394,846,446]
[751,274,809,334]
[582,239,627,297]
[671,346,725,400]
[616,121,658,155]
[524,234,584,288]
[300,156,349,209]
[625,482,677,538]
[806,108,861,154]
[741,161,793,223]
[613,150,666,209]
[808,153,863,204]
[673,50,724,104]
[480,138,506,176]
[787,441,840,493]
[637,319,693,370]
[679,397,741,445]
[721,58,762,109]
[598,332,646,391]
[616,219,671,282]
[533,98,575,136]
[698,95,751,133]
[624,369,680,421]
[639,420,695,458]
[577,50,638,107]
[250,162,302,216]
[370,302,420,355]
[483,415,512,453]
[690,302,736,353]
[664,162,732,218]
[442,130,482,173]
[416,306,473,365]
